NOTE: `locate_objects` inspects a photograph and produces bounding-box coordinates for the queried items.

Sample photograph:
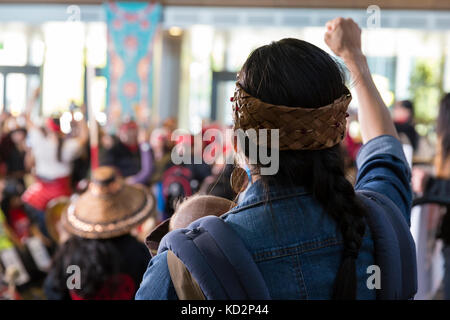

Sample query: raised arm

[23,87,41,129]
[324,17,399,143]
[126,131,154,186]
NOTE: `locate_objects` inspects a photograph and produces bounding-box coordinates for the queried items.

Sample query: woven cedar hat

[232,82,352,150]
[62,166,155,239]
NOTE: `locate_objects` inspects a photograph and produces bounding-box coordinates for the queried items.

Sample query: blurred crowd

[0,91,237,298]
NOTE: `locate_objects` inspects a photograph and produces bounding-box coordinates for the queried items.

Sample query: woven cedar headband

[232,82,352,150]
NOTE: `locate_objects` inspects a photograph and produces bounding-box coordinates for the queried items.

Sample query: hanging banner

[105,2,162,127]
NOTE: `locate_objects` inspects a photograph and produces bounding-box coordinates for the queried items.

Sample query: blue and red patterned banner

[105,2,162,126]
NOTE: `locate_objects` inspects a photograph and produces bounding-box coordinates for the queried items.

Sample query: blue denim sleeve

[355,135,412,224]
[135,251,178,300]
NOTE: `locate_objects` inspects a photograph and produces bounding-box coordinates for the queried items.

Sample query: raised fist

[324,17,362,61]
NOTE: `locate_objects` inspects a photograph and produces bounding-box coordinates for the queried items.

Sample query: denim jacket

[135,135,412,300]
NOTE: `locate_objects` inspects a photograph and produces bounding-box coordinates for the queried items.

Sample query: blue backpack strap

[357,190,417,299]
[158,216,271,300]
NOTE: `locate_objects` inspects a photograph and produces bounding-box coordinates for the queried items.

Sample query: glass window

[42,22,85,115]
[216,80,234,126]
[6,73,26,116]
[86,22,107,68]
[0,25,28,66]
[29,37,45,67]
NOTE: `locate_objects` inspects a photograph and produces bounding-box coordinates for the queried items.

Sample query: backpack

[158,215,270,300]
[158,189,417,300]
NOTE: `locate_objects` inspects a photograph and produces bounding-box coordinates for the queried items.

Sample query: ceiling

[0,0,449,11]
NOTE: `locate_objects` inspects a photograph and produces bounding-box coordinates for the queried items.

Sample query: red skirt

[22,176,72,211]
[69,274,136,300]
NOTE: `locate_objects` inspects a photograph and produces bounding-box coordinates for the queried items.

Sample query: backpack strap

[158,216,271,300]
[356,190,417,300]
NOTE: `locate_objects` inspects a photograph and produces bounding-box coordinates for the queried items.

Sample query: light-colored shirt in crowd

[28,128,82,180]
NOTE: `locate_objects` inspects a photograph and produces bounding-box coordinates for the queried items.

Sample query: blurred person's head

[150,127,170,152]
[100,132,115,150]
[169,133,194,163]
[10,128,27,146]
[393,100,414,124]
[45,116,62,135]
[233,38,366,299]
[99,128,116,150]
[118,120,138,148]
[4,116,19,134]
[1,179,25,214]
[436,93,450,177]
[162,117,177,133]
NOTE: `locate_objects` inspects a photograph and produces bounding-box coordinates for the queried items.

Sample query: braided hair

[238,38,367,299]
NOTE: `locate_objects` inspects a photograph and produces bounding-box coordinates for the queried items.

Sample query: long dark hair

[437,93,450,165]
[48,236,122,299]
[238,38,367,299]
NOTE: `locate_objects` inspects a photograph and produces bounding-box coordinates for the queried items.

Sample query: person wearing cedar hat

[44,166,155,300]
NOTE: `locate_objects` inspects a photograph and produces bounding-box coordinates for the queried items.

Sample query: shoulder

[135,251,178,300]
[355,135,412,223]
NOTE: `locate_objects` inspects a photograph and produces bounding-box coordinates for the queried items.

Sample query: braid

[310,146,366,299]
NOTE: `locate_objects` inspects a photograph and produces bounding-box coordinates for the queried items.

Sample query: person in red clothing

[22,113,88,239]
[44,166,155,300]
